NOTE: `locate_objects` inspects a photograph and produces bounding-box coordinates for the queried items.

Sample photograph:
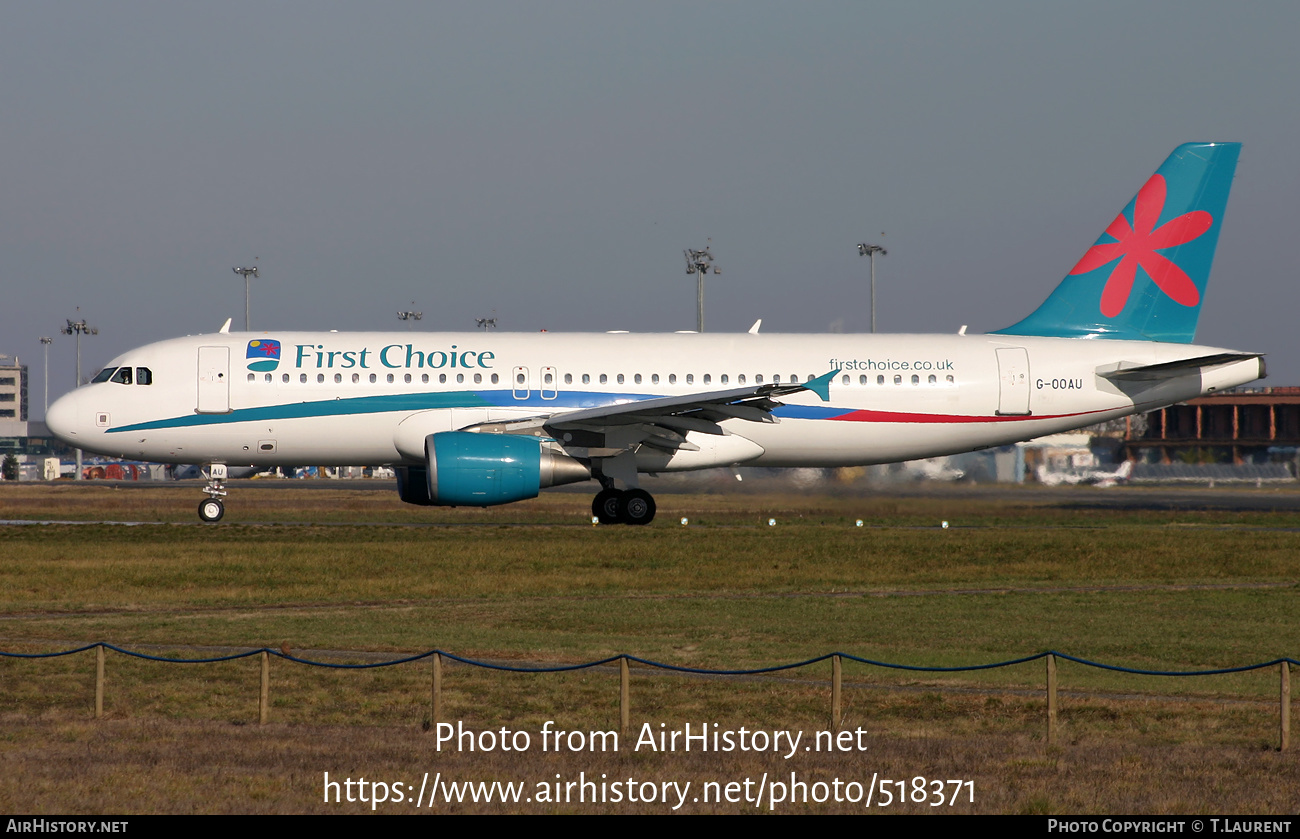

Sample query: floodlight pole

[684,244,719,333]
[397,304,423,330]
[60,314,97,481]
[233,266,259,331]
[39,336,52,418]
[857,243,887,333]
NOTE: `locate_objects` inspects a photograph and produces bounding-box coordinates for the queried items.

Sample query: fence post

[431,652,443,729]
[1046,653,1058,746]
[259,651,270,725]
[620,656,630,735]
[832,655,842,733]
[1282,661,1291,753]
[95,644,105,720]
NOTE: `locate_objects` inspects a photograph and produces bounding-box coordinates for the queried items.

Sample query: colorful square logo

[246,339,281,372]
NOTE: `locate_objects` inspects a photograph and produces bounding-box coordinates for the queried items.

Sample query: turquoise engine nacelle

[423,431,590,507]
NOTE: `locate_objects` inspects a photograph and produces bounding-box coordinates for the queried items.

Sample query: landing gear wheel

[198,498,225,523]
[593,488,623,525]
[617,489,656,525]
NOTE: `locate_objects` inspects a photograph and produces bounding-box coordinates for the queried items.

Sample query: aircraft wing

[461,369,837,454]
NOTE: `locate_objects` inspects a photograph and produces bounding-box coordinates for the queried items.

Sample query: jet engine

[402,431,590,507]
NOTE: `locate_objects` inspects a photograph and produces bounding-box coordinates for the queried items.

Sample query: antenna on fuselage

[219,318,232,334]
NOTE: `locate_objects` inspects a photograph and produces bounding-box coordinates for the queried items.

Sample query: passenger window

[111,368,133,385]
[652,374,660,384]
[474,373,482,384]
[928,374,936,385]
[911,375,919,385]
[457,373,464,383]
[634,374,642,384]
[859,375,867,385]
[318,374,326,383]
[334,373,343,383]
[386,374,394,383]
[422,374,429,384]
[491,373,499,384]
[247,373,255,382]
[792,374,800,383]
[369,373,377,383]
[564,373,573,385]
[92,368,116,384]
[946,375,955,384]
[516,372,525,385]
[582,374,590,384]
[617,374,625,384]
[599,374,608,384]
[703,374,711,384]
[265,373,273,383]
[686,374,694,384]
[404,373,412,383]
[136,368,153,385]
[877,375,885,385]
[669,374,677,384]
[440,374,447,384]
[893,375,902,385]
[282,373,290,383]
[301,374,308,384]
[757,374,765,384]
[737,374,745,384]
[352,373,360,383]
[544,372,553,385]
[721,374,729,384]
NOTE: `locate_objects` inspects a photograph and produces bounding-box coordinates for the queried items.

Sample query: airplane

[45,142,1263,525]
[1036,459,1134,488]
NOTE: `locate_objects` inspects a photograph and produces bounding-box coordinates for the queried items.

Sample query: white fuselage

[45,330,1263,470]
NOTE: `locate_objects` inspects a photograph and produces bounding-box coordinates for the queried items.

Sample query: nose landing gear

[198,463,228,523]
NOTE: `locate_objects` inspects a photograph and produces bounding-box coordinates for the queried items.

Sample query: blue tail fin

[994,142,1240,343]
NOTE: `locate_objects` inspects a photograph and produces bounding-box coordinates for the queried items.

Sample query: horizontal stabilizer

[1097,352,1262,382]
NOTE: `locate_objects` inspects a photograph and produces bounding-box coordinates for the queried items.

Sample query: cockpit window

[110,368,133,385]
[136,367,153,385]
[92,368,116,384]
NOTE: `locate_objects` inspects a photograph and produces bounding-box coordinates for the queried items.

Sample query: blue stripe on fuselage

[107,389,857,433]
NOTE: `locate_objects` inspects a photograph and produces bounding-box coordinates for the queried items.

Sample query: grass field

[0,481,1297,814]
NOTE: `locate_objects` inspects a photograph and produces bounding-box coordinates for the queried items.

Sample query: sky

[5,2,1299,416]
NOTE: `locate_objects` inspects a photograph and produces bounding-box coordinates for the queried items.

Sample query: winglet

[804,369,837,402]
[218,318,232,334]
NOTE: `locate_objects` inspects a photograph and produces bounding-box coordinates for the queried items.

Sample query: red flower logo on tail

[1070,174,1212,317]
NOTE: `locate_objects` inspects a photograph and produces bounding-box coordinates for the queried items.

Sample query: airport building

[0,354,27,425]
[1120,387,1300,465]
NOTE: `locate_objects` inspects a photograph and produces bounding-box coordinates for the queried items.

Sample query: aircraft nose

[45,391,82,446]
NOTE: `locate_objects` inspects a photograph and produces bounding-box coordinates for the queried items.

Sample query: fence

[1,644,1292,751]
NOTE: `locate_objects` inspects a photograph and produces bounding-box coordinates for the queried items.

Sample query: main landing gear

[198,463,228,523]
[592,487,657,526]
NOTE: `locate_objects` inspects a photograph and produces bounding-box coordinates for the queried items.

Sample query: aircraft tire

[592,489,623,525]
[617,489,656,526]
[198,498,225,523]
